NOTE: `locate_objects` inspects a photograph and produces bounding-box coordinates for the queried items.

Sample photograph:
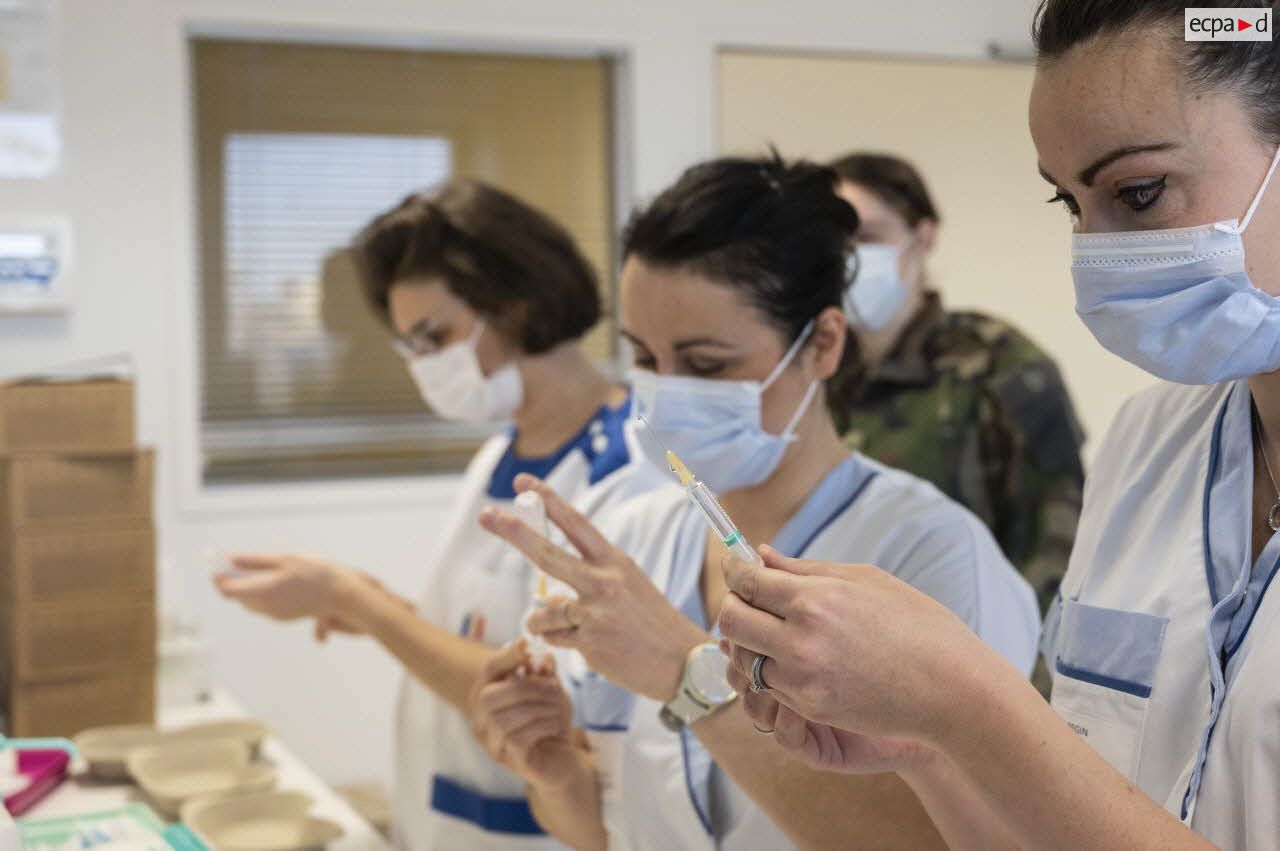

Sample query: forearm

[525,742,607,851]
[341,581,492,710]
[925,653,1214,851]
[692,706,945,850]
[898,750,1021,851]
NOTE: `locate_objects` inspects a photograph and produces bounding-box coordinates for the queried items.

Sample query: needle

[635,414,679,474]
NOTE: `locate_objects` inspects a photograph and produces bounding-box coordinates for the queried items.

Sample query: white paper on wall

[0,0,61,178]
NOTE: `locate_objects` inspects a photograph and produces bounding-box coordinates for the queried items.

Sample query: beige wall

[718,49,1157,460]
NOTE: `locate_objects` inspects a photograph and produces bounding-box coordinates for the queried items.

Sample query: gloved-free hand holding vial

[512,490,552,663]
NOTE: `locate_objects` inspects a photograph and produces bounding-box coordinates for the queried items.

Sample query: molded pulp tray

[126,739,276,819]
[74,719,271,780]
[181,790,344,851]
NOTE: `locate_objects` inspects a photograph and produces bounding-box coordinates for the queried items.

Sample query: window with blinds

[192,38,616,483]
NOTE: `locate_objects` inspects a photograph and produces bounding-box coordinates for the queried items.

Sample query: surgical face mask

[1072,144,1280,384]
[843,243,910,331]
[399,321,523,423]
[631,321,820,492]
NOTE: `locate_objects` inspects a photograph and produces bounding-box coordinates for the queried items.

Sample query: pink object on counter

[3,749,70,816]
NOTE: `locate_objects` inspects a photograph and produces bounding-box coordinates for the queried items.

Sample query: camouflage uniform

[839,292,1084,691]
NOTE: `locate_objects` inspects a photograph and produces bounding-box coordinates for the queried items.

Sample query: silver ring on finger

[752,722,774,735]
[750,653,770,694]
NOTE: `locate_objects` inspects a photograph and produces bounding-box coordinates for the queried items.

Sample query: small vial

[511,491,552,666]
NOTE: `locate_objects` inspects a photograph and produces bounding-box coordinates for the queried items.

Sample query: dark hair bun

[622,151,859,345]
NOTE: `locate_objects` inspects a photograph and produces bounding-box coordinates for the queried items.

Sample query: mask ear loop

[1236,143,1280,234]
[761,318,822,441]
[778,380,821,442]
[761,319,817,390]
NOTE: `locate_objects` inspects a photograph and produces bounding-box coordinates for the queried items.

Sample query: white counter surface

[21,691,392,851]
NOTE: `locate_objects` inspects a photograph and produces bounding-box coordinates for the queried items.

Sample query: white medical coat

[569,453,1039,850]
[392,398,662,851]
[1044,379,1280,849]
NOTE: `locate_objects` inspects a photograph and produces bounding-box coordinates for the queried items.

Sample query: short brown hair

[827,152,940,228]
[352,178,601,354]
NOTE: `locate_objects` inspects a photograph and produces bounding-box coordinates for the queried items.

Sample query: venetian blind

[192,38,615,482]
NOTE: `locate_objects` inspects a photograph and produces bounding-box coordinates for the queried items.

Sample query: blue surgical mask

[1072,144,1280,385]
[630,321,819,492]
[844,243,909,331]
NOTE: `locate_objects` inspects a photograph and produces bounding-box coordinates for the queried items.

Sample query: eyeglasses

[390,318,447,358]
[391,315,481,358]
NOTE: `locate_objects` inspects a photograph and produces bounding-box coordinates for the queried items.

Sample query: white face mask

[399,321,523,424]
[843,243,909,331]
[630,321,819,493]
[1072,143,1280,385]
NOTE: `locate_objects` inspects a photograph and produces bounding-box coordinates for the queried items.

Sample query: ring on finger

[750,653,770,694]
[561,598,580,630]
[752,722,774,735]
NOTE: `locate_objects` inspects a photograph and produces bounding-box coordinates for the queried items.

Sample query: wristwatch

[659,641,738,732]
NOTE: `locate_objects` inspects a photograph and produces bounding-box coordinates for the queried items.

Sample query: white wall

[718,51,1157,455]
[1,0,1047,788]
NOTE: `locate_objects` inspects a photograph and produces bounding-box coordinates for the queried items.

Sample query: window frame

[171,20,635,514]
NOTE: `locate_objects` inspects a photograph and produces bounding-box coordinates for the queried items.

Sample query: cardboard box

[0,380,134,452]
[0,600,156,681]
[3,668,155,738]
[0,449,153,531]
[0,521,155,605]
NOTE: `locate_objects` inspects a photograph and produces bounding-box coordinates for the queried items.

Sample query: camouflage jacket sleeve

[978,337,1086,616]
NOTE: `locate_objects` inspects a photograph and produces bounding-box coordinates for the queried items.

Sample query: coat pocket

[1050,598,1168,779]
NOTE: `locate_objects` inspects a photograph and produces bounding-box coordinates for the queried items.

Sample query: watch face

[688,643,736,703]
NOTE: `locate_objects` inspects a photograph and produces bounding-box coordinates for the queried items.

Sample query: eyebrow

[1038,142,1177,189]
[674,337,734,351]
[619,329,734,353]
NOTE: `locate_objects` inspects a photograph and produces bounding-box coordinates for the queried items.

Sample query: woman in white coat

[468,156,1040,849]
[214,179,659,850]
[716,2,1280,849]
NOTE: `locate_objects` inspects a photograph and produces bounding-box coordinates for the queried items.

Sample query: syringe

[512,490,552,664]
[666,450,765,566]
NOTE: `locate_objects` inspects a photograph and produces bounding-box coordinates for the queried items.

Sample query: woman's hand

[213,553,409,637]
[717,544,990,748]
[726,656,935,775]
[469,640,585,790]
[479,473,709,703]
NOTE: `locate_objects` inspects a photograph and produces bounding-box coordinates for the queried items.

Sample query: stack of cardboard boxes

[0,377,156,736]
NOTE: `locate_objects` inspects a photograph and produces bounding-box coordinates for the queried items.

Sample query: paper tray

[126,739,276,819]
[181,790,344,851]
[75,718,270,780]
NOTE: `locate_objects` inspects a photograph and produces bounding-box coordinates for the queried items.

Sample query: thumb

[482,639,529,684]
[214,572,279,598]
[534,652,558,678]
[228,553,283,572]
